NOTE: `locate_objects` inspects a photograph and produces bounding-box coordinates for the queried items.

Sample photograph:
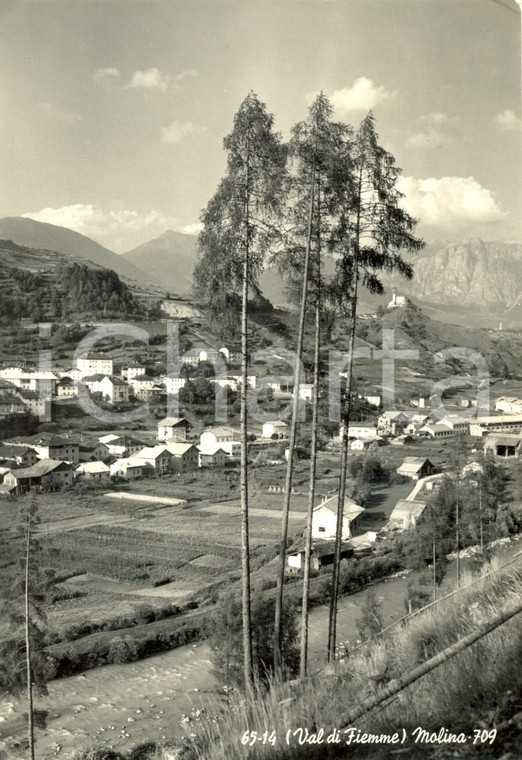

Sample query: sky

[0,0,520,252]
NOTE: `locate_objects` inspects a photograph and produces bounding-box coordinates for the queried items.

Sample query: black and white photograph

[0,1,521,758]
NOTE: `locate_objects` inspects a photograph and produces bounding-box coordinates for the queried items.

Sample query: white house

[163,442,199,472]
[200,427,241,458]
[0,368,57,396]
[351,436,383,451]
[58,367,83,383]
[364,395,382,408]
[104,435,147,457]
[262,420,288,439]
[387,500,427,531]
[377,411,410,436]
[340,425,379,440]
[110,457,148,480]
[99,376,130,404]
[298,384,314,401]
[495,397,522,415]
[312,495,365,541]
[120,361,146,382]
[165,376,186,395]
[56,377,78,398]
[134,445,173,474]
[157,417,190,442]
[75,461,111,481]
[76,354,113,378]
[197,444,228,468]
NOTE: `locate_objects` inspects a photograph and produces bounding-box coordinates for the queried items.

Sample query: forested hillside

[0,262,143,321]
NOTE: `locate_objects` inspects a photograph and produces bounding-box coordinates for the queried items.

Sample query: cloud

[495,109,521,131]
[180,222,203,235]
[397,176,505,229]
[124,67,198,92]
[406,112,457,149]
[37,102,81,125]
[328,77,396,115]
[161,120,207,144]
[22,204,180,252]
[93,67,121,85]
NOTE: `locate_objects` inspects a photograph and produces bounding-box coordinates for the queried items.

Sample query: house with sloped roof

[0,445,38,468]
[163,442,199,472]
[99,375,130,404]
[196,444,227,468]
[104,435,147,457]
[4,459,74,493]
[110,456,149,480]
[312,495,365,540]
[134,445,173,474]
[200,427,241,457]
[9,434,79,463]
[157,417,190,442]
[397,457,437,480]
[377,411,410,436]
[75,461,111,481]
[387,500,427,531]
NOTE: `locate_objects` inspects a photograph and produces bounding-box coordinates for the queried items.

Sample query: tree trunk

[327,166,363,662]
[240,154,253,691]
[299,218,321,678]
[456,480,460,589]
[25,515,35,760]
[274,161,316,677]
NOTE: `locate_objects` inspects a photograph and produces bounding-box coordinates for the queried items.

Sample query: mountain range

[0,217,147,284]
[2,217,522,327]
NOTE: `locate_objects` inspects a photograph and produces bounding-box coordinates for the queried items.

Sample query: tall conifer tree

[193,93,286,689]
[327,113,425,661]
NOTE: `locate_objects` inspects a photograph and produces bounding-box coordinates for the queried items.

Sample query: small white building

[110,457,149,479]
[298,384,314,401]
[262,420,288,439]
[197,444,228,468]
[75,461,111,481]
[157,417,190,442]
[351,436,383,451]
[312,495,365,541]
[396,457,437,480]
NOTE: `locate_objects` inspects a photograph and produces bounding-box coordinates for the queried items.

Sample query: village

[1,297,522,574]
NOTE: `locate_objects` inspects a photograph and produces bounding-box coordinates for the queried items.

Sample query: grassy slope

[184,559,522,760]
